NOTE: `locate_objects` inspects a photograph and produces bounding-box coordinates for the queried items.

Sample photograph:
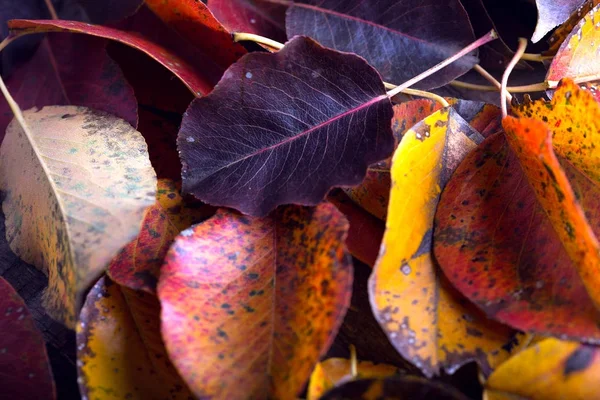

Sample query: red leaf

[158,204,353,398]
[178,36,394,216]
[0,277,55,400]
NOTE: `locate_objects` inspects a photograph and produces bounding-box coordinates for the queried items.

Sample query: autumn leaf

[285,0,477,89]
[0,34,137,137]
[370,107,521,378]
[145,0,247,69]
[320,376,470,400]
[307,358,401,400]
[544,0,598,55]
[158,204,353,399]
[208,0,288,42]
[178,36,394,216]
[531,0,586,43]
[433,130,600,340]
[484,338,600,400]
[546,3,600,86]
[75,0,143,24]
[0,106,156,327]
[8,17,219,96]
[108,179,214,294]
[0,277,55,400]
[78,276,192,399]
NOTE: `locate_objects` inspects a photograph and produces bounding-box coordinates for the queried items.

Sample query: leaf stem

[384,82,450,107]
[0,36,16,53]
[520,52,553,62]
[385,30,498,98]
[43,0,59,20]
[0,73,26,127]
[232,32,284,50]
[472,64,512,103]
[501,38,528,118]
[450,81,549,93]
[349,344,358,378]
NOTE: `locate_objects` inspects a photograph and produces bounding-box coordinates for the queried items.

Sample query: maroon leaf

[178,36,394,216]
[0,34,137,138]
[208,0,288,42]
[0,277,56,400]
[285,0,477,89]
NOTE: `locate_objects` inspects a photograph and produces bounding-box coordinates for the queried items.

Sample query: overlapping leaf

[307,358,401,400]
[0,277,55,400]
[545,0,599,55]
[370,108,521,378]
[531,0,585,42]
[158,204,352,399]
[75,0,143,24]
[0,34,137,136]
[484,338,600,400]
[78,276,192,399]
[178,35,394,216]
[434,126,600,340]
[285,0,477,89]
[0,106,156,327]
[108,179,214,293]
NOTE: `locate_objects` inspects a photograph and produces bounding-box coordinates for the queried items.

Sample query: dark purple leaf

[0,33,137,138]
[285,0,477,90]
[208,0,288,43]
[75,0,144,24]
[0,277,56,400]
[178,36,394,216]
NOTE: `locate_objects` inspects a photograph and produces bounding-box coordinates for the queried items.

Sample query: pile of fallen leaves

[1,0,600,399]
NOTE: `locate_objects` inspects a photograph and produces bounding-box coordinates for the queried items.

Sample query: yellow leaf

[370,108,520,377]
[484,338,600,400]
[0,106,156,327]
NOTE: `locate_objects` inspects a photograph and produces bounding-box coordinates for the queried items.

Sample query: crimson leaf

[178,36,394,216]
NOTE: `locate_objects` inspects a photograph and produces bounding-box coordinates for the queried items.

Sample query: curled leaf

[158,204,353,399]
[0,106,156,327]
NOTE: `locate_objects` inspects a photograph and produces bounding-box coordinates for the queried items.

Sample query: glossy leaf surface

[434,131,600,341]
[286,0,477,89]
[179,36,394,216]
[531,0,585,42]
[0,106,156,327]
[0,277,55,400]
[485,338,600,400]
[545,0,599,55]
[0,34,137,136]
[307,358,400,400]
[78,276,192,399]
[9,18,216,96]
[158,204,353,399]
[370,108,518,377]
[320,376,469,400]
[546,4,600,85]
[108,179,214,294]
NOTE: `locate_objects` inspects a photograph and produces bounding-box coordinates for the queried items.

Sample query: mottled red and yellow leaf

[158,204,352,399]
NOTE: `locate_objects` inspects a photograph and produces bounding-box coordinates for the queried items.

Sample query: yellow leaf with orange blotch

[369,107,521,378]
[514,79,600,184]
[77,276,192,400]
[484,338,600,400]
[0,106,156,327]
[307,358,401,400]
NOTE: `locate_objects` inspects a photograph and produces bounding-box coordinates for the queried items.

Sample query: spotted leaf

[0,277,55,400]
[545,0,599,55]
[0,106,156,327]
[108,179,214,294]
[531,0,586,43]
[434,129,600,341]
[369,108,520,378]
[178,36,394,216]
[484,338,600,400]
[307,358,401,400]
[158,204,353,399]
[78,276,192,399]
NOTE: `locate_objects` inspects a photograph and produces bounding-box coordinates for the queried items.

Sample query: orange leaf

[484,338,600,400]
[370,107,519,378]
[78,276,192,399]
[503,116,600,312]
[158,204,353,399]
[545,0,600,55]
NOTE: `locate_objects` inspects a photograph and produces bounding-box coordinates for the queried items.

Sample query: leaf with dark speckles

[531,0,585,43]
[484,338,600,400]
[0,277,56,400]
[0,106,156,327]
[78,276,192,399]
[370,107,520,378]
[178,36,394,216]
[158,203,353,399]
